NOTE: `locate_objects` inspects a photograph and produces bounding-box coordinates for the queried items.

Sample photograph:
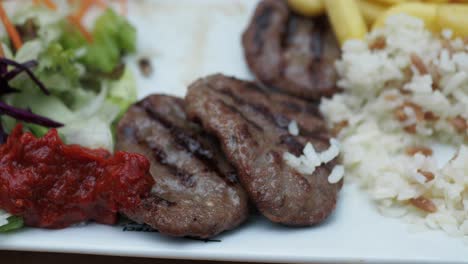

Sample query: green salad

[1,4,137,150]
[0,3,138,231]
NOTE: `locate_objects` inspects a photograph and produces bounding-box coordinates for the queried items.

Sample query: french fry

[372,3,438,31]
[374,2,468,37]
[287,0,325,16]
[420,0,449,3]
[325,0,368,45]
[357,0,387,25]
[437,4,468,37]
[372,0,407,4]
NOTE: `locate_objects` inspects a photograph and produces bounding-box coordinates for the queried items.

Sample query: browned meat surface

[185,74,341,226]
[116,95,249,238]
[242,0,340,100]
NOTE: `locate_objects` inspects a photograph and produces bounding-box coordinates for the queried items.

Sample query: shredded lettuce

[107,67,138,117]
[36,43,84,92]
[61,9,137,74]
[15,40,42,62]
[0,210,10,227]
[5,79,127,149]
[59,20,87,51]
[0,216,24,233]
[84,9,136,73]
[0,210,23,233]
[2,6,137,149]
[95,8,136,54]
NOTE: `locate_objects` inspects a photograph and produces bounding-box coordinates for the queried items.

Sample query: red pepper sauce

[0,124,154,228]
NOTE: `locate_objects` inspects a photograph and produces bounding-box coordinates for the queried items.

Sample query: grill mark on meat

[280,100,302,112]
[216,99,264,132]
[310,17,325,62]
[248,82,270,95]
[273,113,290,129]
[173,130,238,185]
[226,122,259,151]
[305,103,321,117]
[215,88,324,137]
[283,14,297,48]
[207,84,289,131]
[253,6,273,51]
[216,88,291,129]
[309,18,324,88]
[279,134,304,156]
[300,130,330,142]
[148,195,177,208]
[137,103,238,185]
[173,130,214,160]
[278,97,322,117]
[150,144,196,188]
[137,101,174,128]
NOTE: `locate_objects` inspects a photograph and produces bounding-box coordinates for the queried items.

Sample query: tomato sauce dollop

[0,125,154,228]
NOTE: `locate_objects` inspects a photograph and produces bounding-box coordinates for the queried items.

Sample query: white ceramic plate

[1,1,467,263]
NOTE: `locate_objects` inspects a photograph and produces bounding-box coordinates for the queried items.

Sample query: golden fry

[371,0,407,4]
[373,2,468,37]
[357,0,388,25]
[373,3,438,31]
[437,4,468,37]
[325,0,368,45]
[287,0,325,16]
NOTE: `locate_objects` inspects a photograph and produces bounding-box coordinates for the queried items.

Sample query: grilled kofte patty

[242,0,340,100]
[185,74,341,226]
[116,95,249,238]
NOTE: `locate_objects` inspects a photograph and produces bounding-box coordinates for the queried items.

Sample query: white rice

[328,165,345,184]
[283,139,341,179]
[320,14,468,239]
[288,120,299,136]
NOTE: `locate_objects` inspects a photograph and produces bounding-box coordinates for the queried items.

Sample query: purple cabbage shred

[0,57,63,144]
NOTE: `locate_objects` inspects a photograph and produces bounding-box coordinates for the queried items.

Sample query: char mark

[150,144,196,188]
[305,103,322,117]
[216,88,291,130]
[173,130,214,160]
[138,102,213,160]
[138,103,238,186]
[216,99,264,132]
[280,100,302,113]
[279,134,304,156]
[174,129,239,186]
[137,101,175,130]
[284,15,297,48]
[253,6,273,51]
[150,195,177,208]
[310,16,326,62]
[210,83,326,141]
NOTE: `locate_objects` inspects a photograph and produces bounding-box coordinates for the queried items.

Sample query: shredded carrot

[43,0,58,10]
[75,0,94,20]
[26,0,128,47]
[67,15,93,43]
[95,0,108,9]
[33,0,41,5]
[0,3,22,50]
[0,42,4,57]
